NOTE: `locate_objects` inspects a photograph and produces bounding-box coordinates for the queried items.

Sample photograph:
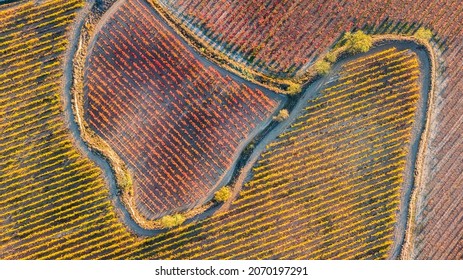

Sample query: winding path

[62,0,435,257]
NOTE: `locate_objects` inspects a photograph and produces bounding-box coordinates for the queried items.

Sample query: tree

[273,109,289,122]
[414,27,433,42]
[287,82,301,94]
[343,31,372,53]
[160,214,186,228]
[314,60,331,75]
[242,68,254,80]
[214,186,232,202]
[120,171,133,195]
[325,51,338,63]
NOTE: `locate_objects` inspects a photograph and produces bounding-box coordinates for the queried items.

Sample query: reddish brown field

[84,0,280,220]
[160,0,463,258]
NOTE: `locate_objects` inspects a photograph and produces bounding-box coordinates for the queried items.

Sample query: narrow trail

[62,0,433,248]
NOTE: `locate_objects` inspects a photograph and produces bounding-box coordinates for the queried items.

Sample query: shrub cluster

[273,109,290,122]
[343,30,373,54]
[214,186,232,202]
[160,214,186,228]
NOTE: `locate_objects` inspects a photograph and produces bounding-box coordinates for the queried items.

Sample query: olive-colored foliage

[273,109,290,122]
[325,51,338,63]
[214,186,232,202]
[343,31,373,54]
[414,27,433,42]
[287,82,302,94]
[160,214,186,228]
[314,60,332,75]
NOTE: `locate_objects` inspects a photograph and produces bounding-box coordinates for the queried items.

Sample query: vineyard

[94,46,422,260]
[0,37,423,259]
[84,0,280,221]
[157,0,463,259]
[234,47,420,259]
[158,0,451,78]
[1,0,462,261]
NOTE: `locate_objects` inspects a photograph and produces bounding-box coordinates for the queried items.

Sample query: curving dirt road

[375,41,433,259]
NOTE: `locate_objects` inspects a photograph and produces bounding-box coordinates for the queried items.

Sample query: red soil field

[83,0,280,220]
[160,0,463,259]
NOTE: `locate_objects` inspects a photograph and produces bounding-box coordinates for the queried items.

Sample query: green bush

[160,214,186,228]
[314,60,331,75]
[214,186,232,202]
[325,51,338,63]
[343,31,373,54]
[414,27,433,42]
